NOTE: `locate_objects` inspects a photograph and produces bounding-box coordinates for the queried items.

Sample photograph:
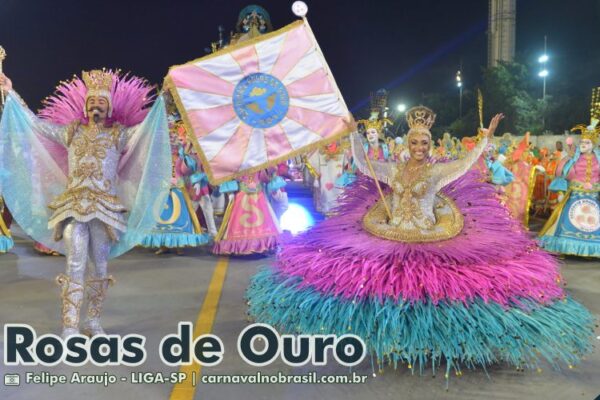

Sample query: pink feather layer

[275,172,564,307]
[38,70,155,127]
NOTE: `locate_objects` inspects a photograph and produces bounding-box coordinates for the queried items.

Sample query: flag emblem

[233,73,289,129]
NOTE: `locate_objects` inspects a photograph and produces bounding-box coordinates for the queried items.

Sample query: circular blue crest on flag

[233,73,289,129]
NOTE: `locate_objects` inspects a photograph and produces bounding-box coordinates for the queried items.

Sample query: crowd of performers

[137,94,289,256]
[303,91,600,261]
[0,3,597,385]
[8,106,593,259]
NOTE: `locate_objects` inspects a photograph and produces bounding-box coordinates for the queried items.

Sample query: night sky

[1,0,598,116]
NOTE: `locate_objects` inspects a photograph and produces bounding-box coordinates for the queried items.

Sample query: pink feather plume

[38,70,155,127]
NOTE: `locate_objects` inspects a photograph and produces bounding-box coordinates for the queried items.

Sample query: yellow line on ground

[169,256,230,400]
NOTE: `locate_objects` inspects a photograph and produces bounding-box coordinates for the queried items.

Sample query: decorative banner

[165,20,354,185]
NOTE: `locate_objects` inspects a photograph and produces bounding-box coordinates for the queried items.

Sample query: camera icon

[4,374,20,386]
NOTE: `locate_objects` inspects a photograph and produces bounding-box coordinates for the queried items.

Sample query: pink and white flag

[166,20,354,184]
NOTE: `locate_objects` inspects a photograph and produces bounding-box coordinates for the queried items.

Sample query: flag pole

[362,142,393,220]
[296,3,392,221]
[477,88,484,129]
[298,8,351,129]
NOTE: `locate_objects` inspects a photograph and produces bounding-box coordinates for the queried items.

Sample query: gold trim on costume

[180,186,203,234]
[539,189,571,237]
[363,193,464,243]
[240,193,264,228]
[303,156,319,178]
[214,198,235,242]
[85,275,115,320]
[48,187,126,214]
[56,274,84,329]
[0,216,10,237]
[0,197,10,236]
[523,166,538,228]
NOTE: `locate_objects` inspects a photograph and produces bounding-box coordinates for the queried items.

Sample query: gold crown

[357,118,393,133]
[81,69,113,100]
[82,70,113,92]
[81,70,114,117]
[571,87,600,144]
[571,122,599,144]
[406,106,436,131]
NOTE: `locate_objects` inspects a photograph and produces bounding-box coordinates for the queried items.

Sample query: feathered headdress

[39,69,155,127]
[357,118,393,137]
[82,70,114,116]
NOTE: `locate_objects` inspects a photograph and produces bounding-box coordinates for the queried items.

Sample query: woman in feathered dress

[246,106,594,380]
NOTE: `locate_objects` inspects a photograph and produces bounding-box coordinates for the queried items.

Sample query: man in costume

[183,145,219,238]
[334,93,392,189]
[505,133,535,226]
[555,140,566,160]
[361,91,393,162]
[334,119,391,191]
[545,147,562,210]
[0,70,171,337]
[212,171,282,255]
[362,119,391,161]
[539,90,600,257]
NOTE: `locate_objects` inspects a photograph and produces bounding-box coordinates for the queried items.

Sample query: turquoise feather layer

[246,268,595,377]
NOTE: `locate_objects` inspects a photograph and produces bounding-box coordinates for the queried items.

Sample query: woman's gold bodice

[350,132,488,242]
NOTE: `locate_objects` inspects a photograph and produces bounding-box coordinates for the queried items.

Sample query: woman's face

[366,128,379,144]
[408,133,431,161]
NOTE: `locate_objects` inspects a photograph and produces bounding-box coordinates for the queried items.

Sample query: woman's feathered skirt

[246,172,595,378]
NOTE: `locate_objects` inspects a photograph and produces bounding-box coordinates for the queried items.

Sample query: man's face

[366,128,379,144]
[86,96,109,122]
[555,141,563,152]
[580,139,594,154]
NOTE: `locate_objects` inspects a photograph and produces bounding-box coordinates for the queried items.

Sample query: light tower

[487,0,516,67]
[456,70,463,118]
[538,35,549,101]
